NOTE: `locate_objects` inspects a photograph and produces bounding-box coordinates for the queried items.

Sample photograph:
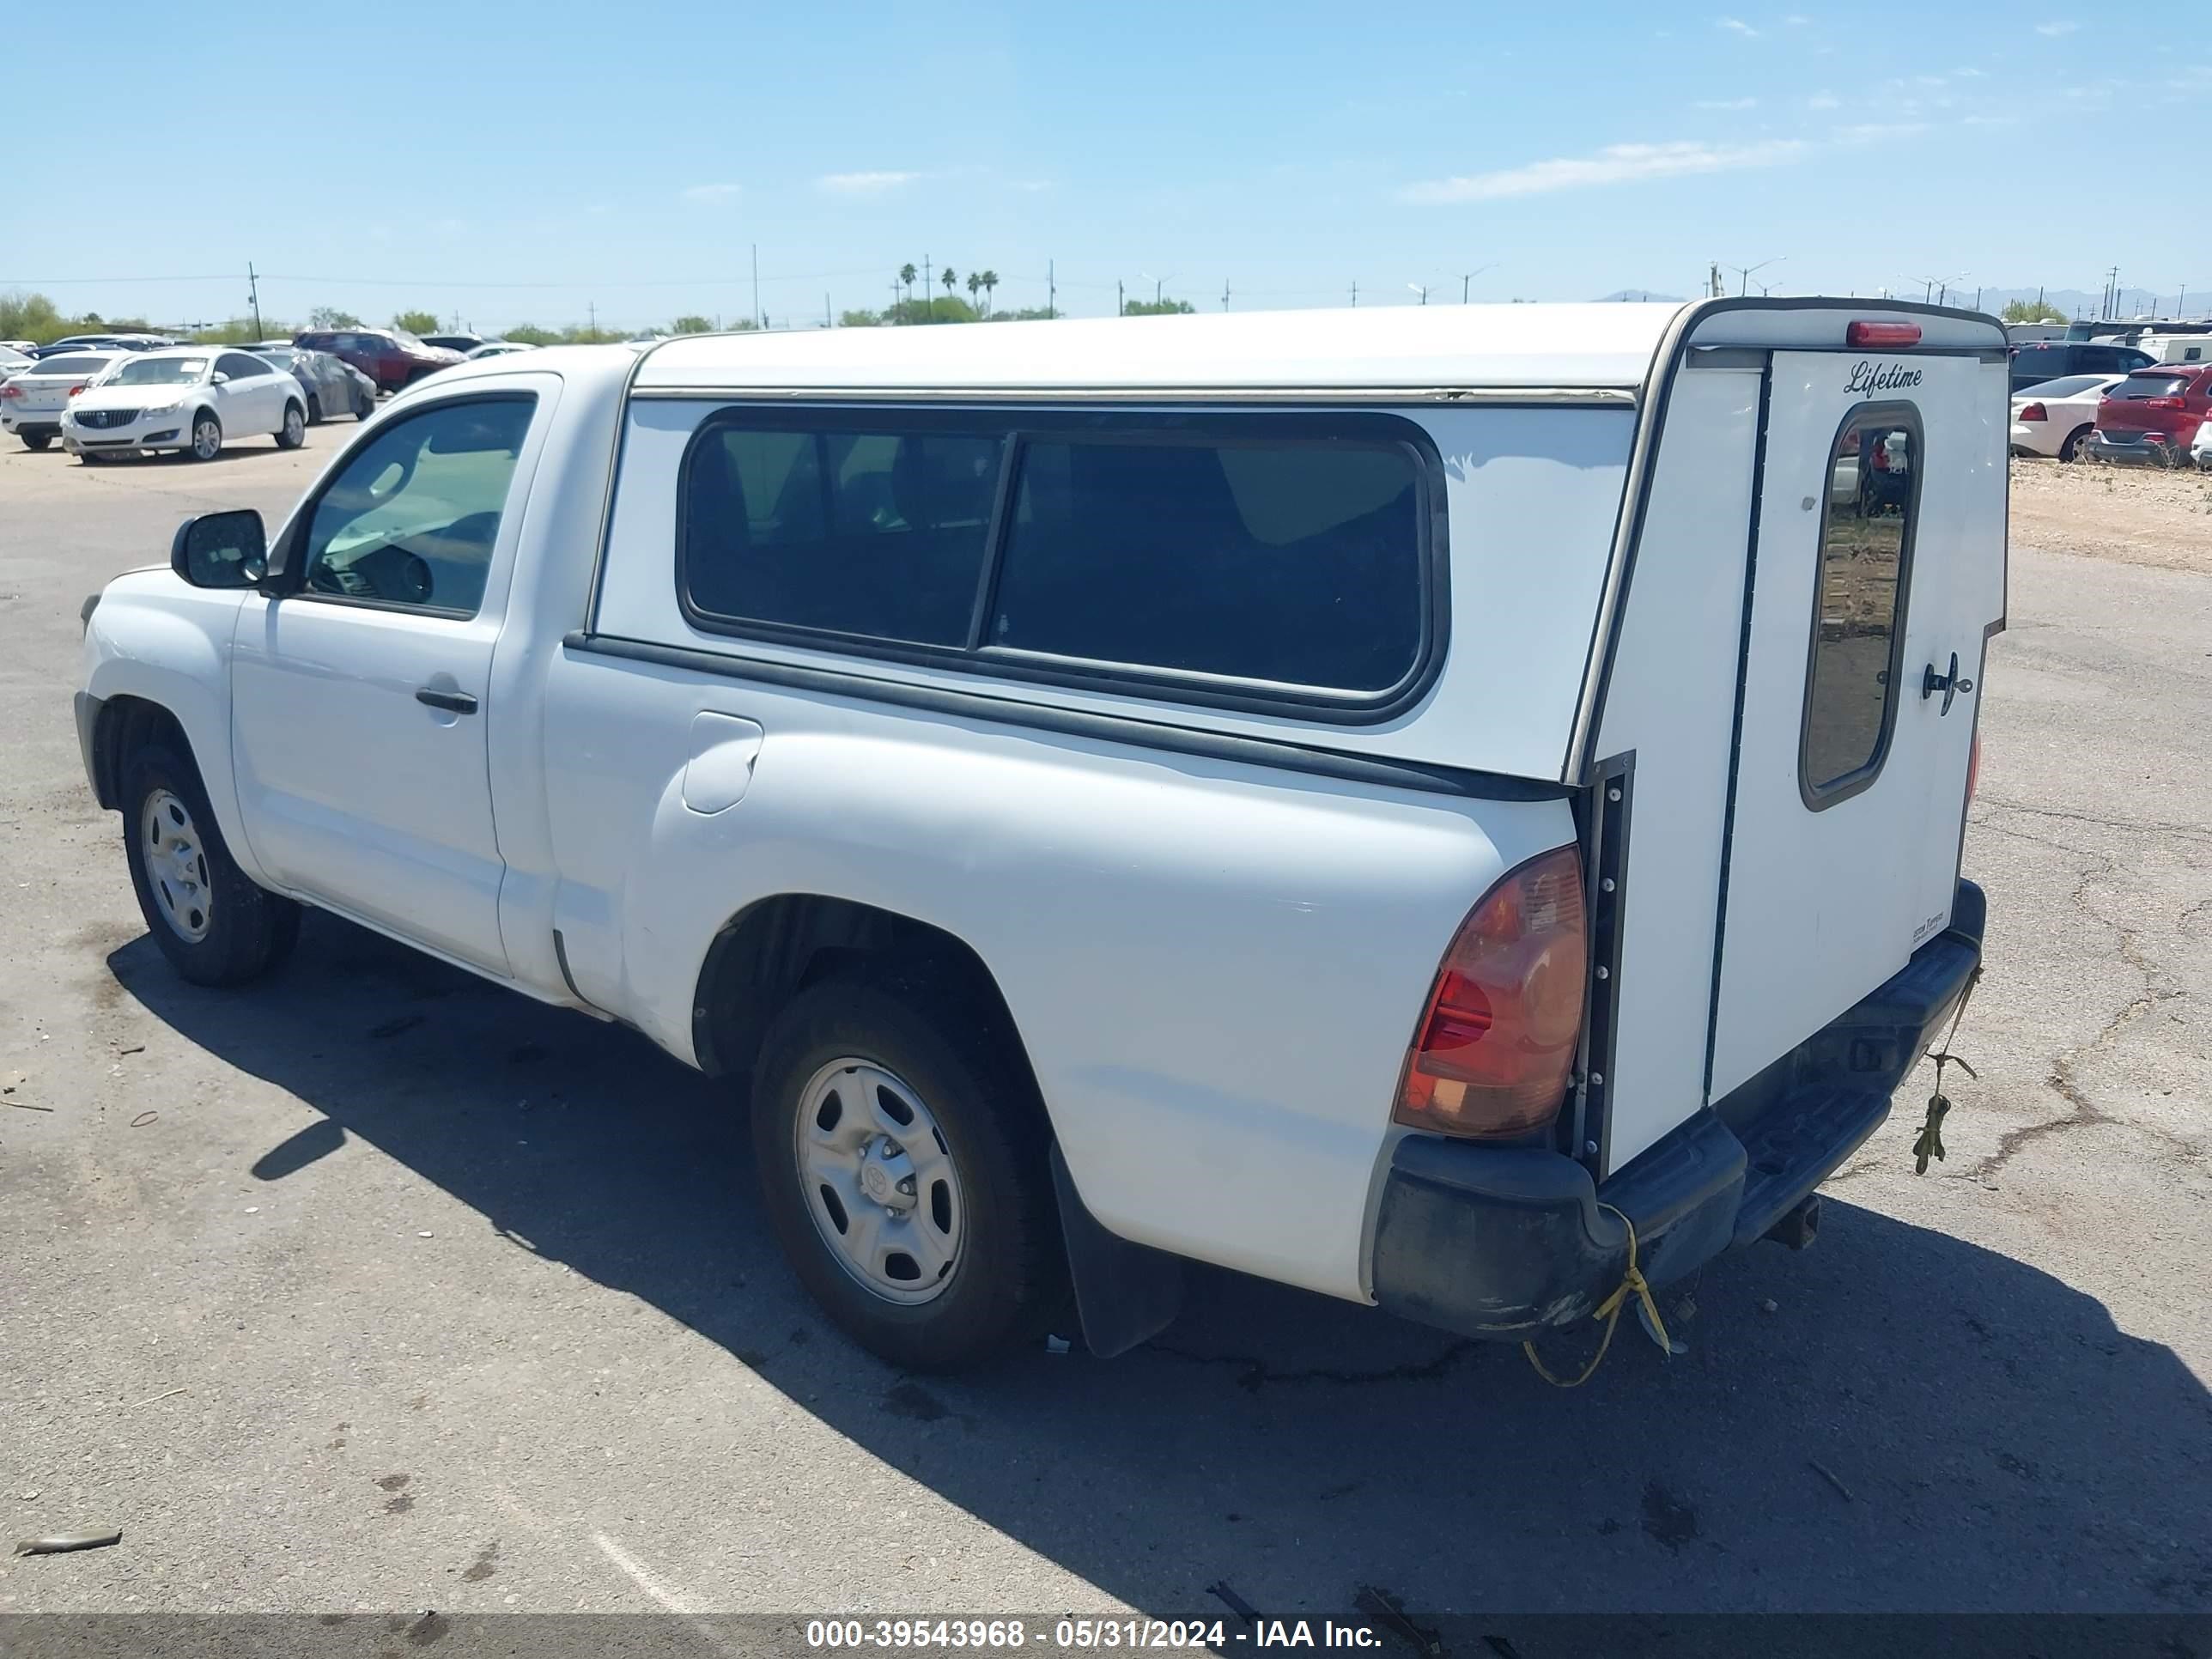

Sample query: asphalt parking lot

[1,433,2207,1620]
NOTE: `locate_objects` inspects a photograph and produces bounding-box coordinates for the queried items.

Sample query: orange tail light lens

[1395,845,1588,1139]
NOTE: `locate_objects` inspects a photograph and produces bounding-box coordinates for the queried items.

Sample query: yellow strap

[1522,1204,1670,1389]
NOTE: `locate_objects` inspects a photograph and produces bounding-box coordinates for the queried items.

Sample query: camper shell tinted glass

[1801,404,1920,807]
[676,406,1444,716]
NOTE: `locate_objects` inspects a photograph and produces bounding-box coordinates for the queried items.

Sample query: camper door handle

[1922,653,1973,715]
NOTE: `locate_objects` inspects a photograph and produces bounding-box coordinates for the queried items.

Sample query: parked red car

[290,326,463,393]
[2088,365,2212,466]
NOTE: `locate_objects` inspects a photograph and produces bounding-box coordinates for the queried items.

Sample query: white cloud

[2033,19,2078,33]
[1954,65,1986,77]
[1695,96,1759,109]
[1784,11,1809,21]
[1400,138,1805,204]
[681,182,742,203]
[1806,91,1840,108]
[1833,120,1930,143]
[817,170,921,195]
[1716,15,1759,33]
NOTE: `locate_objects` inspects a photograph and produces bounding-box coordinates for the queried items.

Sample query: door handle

[415,687,478,714]
[1921,652,1973,716]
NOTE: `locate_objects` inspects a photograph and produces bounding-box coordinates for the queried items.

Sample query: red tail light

[2017,402,2047,422]
[1395,846,1588,1139]
[1847,320,1922,348]
[0,384,19,399]
[67,384,88,398]
[2142,397,2185,410]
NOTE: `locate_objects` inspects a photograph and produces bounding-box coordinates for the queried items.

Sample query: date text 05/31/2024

[805,1619,1384,1650]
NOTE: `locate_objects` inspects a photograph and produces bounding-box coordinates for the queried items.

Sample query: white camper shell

[79,298,2002,1369]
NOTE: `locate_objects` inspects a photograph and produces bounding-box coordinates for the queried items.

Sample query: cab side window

[298,397,536,617]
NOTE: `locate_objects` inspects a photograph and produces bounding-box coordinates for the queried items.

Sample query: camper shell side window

[673,406,1448,720]
[1799,401,1922,810]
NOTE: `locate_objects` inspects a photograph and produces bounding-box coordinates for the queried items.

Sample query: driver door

[229,383,555,974]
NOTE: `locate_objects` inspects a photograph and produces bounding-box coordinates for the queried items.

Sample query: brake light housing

[2017,402,2047,422]
[1847,320,1922,348]
[1395,846,1588,1139]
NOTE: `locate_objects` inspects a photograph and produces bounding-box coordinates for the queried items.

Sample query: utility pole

[825,293,832,330]
[246,263,263,340]
[752,244,762,330]
[1116,279,1124,317]
[1048,259,1055,319]
[2104,265,2119,320]
[1462,273,1470,303]
[587,301,597,336]
[923,256,933,322]
[1350,279,1358,307]
[1221,279,1231,312]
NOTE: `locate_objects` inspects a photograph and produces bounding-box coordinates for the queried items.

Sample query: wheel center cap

[861,1162,892,1202]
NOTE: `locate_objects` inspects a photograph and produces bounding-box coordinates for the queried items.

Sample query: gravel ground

[0,433,2207,1621]
[2008,455,2212,573]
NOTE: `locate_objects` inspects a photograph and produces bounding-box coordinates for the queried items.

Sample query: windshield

[253,349,298,367]
[2107,374,2191,401]
[107,356,210,386]
[28,356,113,377]
[2016,375,2106,399]
[389,328,425,347]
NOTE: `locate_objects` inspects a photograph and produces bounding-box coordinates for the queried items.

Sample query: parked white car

[2008,372,2124,461]
[75,302,2002,1371]
[1,349,130,449]
[0,344,33,381]
[62,347,306,463]
[2193,418,2212,471]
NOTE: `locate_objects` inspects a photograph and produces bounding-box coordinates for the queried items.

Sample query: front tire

[751,975,1061,1371]
[275,401,306,449]
[188,411,222,461]
[121,741,300,986]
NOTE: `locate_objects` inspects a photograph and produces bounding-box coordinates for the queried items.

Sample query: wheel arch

[89,693,189,811]
[690,893,1041,1108]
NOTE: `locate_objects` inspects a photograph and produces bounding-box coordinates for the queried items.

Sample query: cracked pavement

[2,437,2208,1619]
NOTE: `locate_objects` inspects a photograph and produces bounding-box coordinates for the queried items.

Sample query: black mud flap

[1050,1143,1184,1358]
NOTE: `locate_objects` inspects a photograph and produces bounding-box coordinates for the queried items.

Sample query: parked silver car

[247,343,376,423]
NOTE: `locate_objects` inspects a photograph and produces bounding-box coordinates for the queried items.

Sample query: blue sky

[9,2,2207,331]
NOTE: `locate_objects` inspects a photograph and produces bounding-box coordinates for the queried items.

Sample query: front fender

[81,573,264,884]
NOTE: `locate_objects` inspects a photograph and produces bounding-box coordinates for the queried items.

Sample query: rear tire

[21,432,51,452]
[751,975,1060,1371]
[2060,425,2093,463]
[121,740,300,987]
[305,392,323,424]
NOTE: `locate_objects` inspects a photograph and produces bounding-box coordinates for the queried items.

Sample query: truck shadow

[112,918,2212,1618]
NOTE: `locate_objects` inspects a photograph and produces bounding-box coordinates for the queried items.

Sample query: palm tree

[940,267,958,314]
[898,264,917,311]
[967,271,983,313]
[978,269,999,314]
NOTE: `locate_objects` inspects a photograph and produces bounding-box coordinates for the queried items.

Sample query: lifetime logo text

[1845,359,1923,394]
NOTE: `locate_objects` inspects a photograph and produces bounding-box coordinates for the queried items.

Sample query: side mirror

[171,509,268,589]
[211,371,230,385]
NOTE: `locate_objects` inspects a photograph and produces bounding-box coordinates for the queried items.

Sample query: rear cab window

[2106,373,2192,401]
[677,409,1441,714]
[1802,404,1920,807]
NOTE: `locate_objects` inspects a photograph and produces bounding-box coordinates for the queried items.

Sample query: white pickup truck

[77,301,2003,1370]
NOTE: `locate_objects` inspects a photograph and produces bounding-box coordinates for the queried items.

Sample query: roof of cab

[633,302,1688,393]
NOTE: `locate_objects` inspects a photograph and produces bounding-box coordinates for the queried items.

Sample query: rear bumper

[1370,879,1984,1339]
[2088,428,2191,465]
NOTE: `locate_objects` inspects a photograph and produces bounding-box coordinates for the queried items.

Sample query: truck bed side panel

[541,652,1575,1301]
